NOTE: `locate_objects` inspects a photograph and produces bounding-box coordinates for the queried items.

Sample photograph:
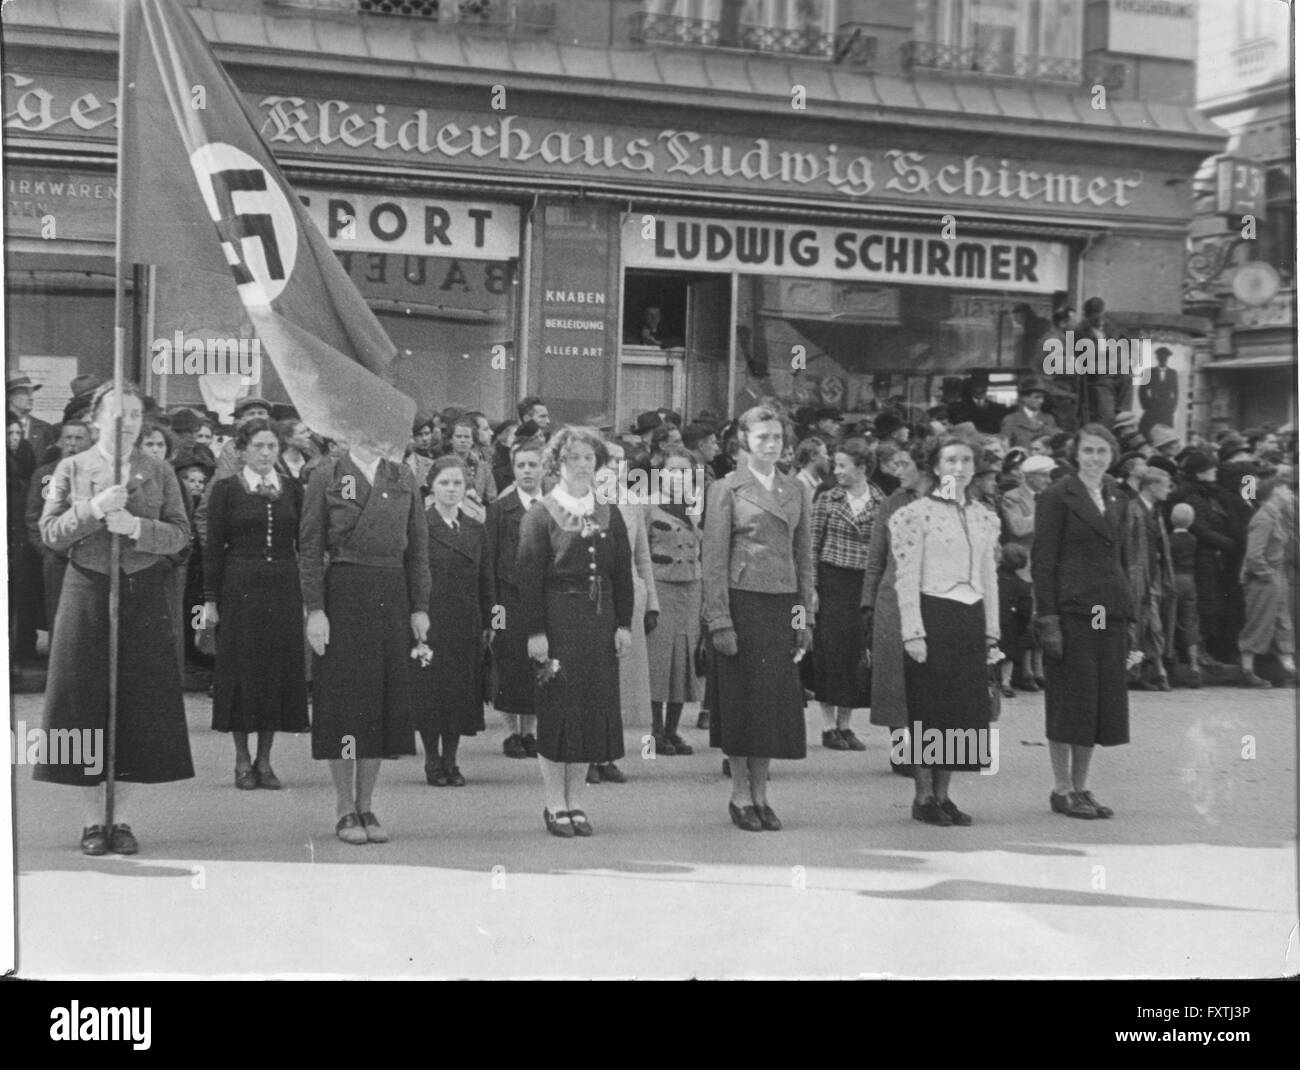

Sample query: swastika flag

[119,0,415,458]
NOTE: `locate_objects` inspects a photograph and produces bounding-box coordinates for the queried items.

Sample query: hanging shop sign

[5,72,1180,221]
[296,191,519,260]
[622,214,1070,294]
[1107,0,1197,61]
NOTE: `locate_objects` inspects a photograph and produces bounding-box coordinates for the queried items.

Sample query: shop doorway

[620,270,730,429]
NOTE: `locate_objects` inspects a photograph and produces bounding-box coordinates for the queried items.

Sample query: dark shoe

[109,824,139,855]
[1278,669,1298,688]
[822,729,850,751]
[1128,677,1158,691]
[446,766,466,787]
[728,801,764,831]
[839,729,867,752]
[598,762,626,784]
[1187,669,1203,689]
[358,811,390,843]
[757,804,782,831]
[696,709,710,730]
[336,812,368,844]
[568,809,593,837]
[544,808,575,838]
[911,797,953,826]
[521,734,539,758]
[1019,678,1040,693]
[254,766,282,790]
[1033,676,1047,688]
[80,825,109,856]
[1000,685,1016,699]
[503,733,526,759]
[235,766,258,790]
[722,758,731,777]
[651,731,677,756]
[1050,790,1072,815]
[1064,791,1099,819]
[1077,790,1113,819]
[586,764,602,785]
[427,765,448,787]
[667,732,694,756]
[1155,676,1173,692]
[938,798,972,826]
[1240,671,1272,689]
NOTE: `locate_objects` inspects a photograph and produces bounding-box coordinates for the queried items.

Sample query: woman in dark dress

[412,455,493,786]
[299,444,430,845]
[203,418,309,790]
[891,435,1002,827]
[1032,423,1133,820]
[516,425,634,838]
[173,451,215,678]
[702,406,814,833]
[811,436,884,752]
[37,382,194,856]
[484,437,546,759]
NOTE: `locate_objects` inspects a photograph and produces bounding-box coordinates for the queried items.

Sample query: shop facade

[4,2,1224,432]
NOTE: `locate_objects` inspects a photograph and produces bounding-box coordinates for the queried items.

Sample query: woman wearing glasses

[516,426,634,837]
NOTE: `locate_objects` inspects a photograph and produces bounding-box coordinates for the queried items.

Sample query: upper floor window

[640,0,837,55]
[914,0,1083,67]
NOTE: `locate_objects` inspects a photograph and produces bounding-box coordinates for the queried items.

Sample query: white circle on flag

[189,142,297,306]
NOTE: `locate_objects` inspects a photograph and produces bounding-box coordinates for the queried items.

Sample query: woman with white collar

[516,426,634,838]
[203,417,309,791]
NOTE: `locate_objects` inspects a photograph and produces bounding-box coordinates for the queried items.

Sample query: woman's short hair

[835,436,876,478]
[89,380,143,420]
[1069,422,1121,462]
[1137,467,1171,489]
[430,454,467,478]
[736,406,782,451]
[650,443,694,470]
[510,436,545,462]
[140,420,177,458]
[794,435,826,468]
[412,416,435,436]
[546,424,609,472]
[451,416,477,436]
[233,416,282,453]
[924,434,976,474]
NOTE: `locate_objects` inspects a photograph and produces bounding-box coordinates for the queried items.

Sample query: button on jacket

[1031,474,1133,620]
[648,506,703,583]
[702,466,815,634]
[298,453,431,614]
[40,447,190,573]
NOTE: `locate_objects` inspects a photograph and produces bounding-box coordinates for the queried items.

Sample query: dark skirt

[34,561,194,786]
[310,564,415,760]
[492,585,535,715]
[411,624,486,737]
[812,564,869,708]
[709,589,807,760]
[534,586,624,763]
[1044,612,1130,747]
[212,558,310,733]
[902,595,990,771]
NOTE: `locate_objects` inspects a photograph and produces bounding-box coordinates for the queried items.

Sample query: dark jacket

[1031,474,1133,620]
[484,486,538,601]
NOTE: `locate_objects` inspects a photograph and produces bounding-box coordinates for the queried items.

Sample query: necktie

[256,478,276,499]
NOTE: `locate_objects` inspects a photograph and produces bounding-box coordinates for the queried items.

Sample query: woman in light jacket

[703,406,814,833]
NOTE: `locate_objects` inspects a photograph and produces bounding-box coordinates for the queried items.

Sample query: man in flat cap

[1000,376,1059,449]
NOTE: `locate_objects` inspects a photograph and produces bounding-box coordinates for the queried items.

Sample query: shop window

[336,250,518,421]
[732,273,1049,421]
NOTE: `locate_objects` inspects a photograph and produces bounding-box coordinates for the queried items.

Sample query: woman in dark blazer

[203,418,309,791]
[860,441,930,773]
[37,382,194,856]
[1032,423,1133,821]
[412,455,493,786]
[516,425,634,838]
[484,437,546,759]
[703,406,814,832]
[299,444,430,845]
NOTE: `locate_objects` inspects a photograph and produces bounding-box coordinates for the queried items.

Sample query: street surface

[11,687,1298,978]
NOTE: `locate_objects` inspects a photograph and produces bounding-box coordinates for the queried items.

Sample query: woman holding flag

[36,381,194,856]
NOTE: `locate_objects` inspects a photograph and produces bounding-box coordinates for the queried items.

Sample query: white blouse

[889,494,1001,642]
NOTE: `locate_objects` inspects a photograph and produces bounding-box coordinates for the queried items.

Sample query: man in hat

[1147,424,1182,460]
[1000,376,1059,450]
[1138,346,1178,438]
[632,410,664,449]
[1074,297,1133,426]
[1124,467,1176,690]
[812,408,843,446]
[7,372,54,460]
[62,374,104,425]
[24,419,94,637]
[947,371,1006,434]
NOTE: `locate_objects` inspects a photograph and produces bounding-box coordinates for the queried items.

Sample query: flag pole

[105,0,131,832]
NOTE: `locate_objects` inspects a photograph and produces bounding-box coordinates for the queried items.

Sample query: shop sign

[6,167,116,241]
[1107,0,1197,60]
[622,214,1070,294]
[5,72,1176,221]
[296,191,519,260]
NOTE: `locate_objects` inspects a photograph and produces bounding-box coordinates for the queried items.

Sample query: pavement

[8,684,1298,979]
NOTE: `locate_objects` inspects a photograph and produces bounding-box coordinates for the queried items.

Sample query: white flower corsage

[411,641,434,669]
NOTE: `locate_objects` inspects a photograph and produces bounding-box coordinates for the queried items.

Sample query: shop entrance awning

[1201,355,1297,371]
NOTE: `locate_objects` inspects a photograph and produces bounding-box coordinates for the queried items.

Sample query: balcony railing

[901,39,1083,85]
[630,11,877,65]
[337,0,555,32]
